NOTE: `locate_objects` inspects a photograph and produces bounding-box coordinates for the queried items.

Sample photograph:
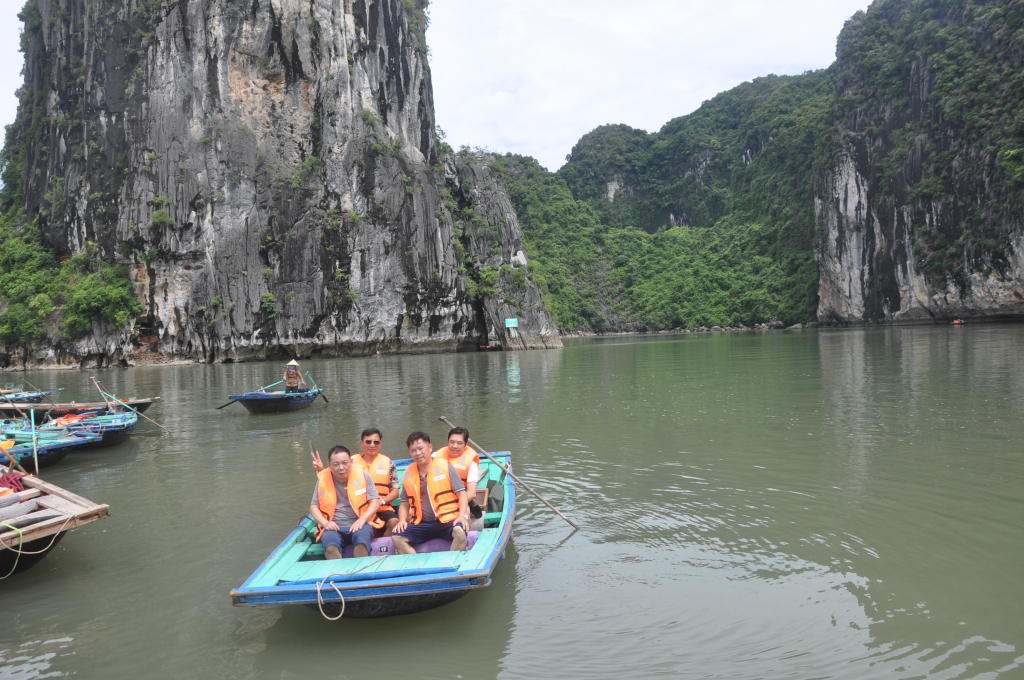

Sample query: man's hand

[323,520,340,532]
[393,520,408,534]
[454,515,469,532]
[311,449,323,473]
[349,517,366,533]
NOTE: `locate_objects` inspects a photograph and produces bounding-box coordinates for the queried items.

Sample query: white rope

[314,555,388,620]
[316,576,346,620]
[0,514,75,555]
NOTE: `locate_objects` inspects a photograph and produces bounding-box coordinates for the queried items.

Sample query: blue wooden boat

[1,429,102,469]
[0,390,52,404]
[40,411,139,449]
[227,388,325,414]
[230,452,515,618]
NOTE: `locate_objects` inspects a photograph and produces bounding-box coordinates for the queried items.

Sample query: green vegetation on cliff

[507,71,833,331]
[0,0,142,356]
[0,210,142,354]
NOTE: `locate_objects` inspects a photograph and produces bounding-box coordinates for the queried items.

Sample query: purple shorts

[393,520,458,546]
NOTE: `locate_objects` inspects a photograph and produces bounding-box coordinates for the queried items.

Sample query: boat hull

[71,421,138,450]
[306,590,470,619]
[0,531,67,576]
[229,390,323,414]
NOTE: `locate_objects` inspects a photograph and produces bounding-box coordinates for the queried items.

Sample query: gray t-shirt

[399,463,465,522]
[311,470,379,526]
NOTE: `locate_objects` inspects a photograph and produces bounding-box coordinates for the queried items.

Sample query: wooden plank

[21,477,99,510]
[37,495,85,515]
[0,489,41,507]
[0,505,108,548]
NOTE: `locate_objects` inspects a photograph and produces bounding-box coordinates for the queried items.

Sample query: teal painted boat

[230,452,515,619]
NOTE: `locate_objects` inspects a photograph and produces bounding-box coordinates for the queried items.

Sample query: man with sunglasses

[312,428,400,536]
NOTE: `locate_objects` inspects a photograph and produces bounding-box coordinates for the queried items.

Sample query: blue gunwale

[230,452,515,608]
[228,389,324,401]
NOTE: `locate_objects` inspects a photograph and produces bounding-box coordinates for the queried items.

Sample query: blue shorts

[393,520,458,546]
[321,523,374,553]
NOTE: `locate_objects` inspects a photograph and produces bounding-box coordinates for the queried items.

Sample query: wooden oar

[216,400,239,410]
[93,379,171,434]
[439,416,579,531]
[1,443,28,475]
[262,380,284,392]
[306,372,329,403]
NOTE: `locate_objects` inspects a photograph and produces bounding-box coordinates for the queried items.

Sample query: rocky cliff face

[7,0,559,365]
[815,0,1024,324]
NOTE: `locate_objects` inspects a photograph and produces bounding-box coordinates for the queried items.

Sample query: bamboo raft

[0,397,161,422]
[0,476,109,576]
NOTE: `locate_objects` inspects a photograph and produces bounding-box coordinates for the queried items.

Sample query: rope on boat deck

[315,555,389,620]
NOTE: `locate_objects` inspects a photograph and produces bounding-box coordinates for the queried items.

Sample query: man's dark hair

[360,428,382,441]
[447,427,469,443]
[406,430,431,447]
[328,445,351,461]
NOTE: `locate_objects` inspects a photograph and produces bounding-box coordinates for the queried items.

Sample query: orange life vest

[402,460,461,525]
[314,468,382,541]
[352,452,394,513]
[434,446,479,484]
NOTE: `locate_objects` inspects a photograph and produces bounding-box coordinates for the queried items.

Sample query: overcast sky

[0,0,869,172]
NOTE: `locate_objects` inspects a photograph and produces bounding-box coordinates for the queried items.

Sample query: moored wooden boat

[230,452,515,618]
[0,475,110,577]
[1,430,103,469]
[0,390,52,404]
[42,411,139,450]
[0,397,161,422]
[227,389,325,414]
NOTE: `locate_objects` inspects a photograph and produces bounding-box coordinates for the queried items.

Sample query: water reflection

[507,354,522,403]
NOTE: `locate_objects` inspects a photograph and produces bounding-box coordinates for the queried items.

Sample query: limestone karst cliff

[814,0,1024,324]
[1,0,560,366]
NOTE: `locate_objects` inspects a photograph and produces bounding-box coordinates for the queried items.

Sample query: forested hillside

[506,71,834,332]
[511,0,1024,332]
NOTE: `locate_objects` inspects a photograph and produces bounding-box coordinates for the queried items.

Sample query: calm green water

[1,326,1022,679]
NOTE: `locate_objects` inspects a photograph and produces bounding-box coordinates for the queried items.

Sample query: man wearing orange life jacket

[433,426,484,519]
[309,446,381,560]
[312,428,400,536]
[392,431,470,554]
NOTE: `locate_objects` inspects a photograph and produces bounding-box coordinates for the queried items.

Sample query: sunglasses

[363,439,381,445]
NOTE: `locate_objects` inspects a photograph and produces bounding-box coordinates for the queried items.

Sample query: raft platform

[0,476,109,576]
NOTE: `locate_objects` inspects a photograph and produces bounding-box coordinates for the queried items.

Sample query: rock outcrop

[6,0,560,366]
[814,0,1024,324]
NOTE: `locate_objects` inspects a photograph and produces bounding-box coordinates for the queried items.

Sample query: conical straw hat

[287,359,300,366]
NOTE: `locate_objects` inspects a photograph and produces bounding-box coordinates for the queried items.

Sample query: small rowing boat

[230,452,515,618]
[0,397,161,422]
[0,430,103,469]
[0,390,52,404]
[41,411,139,449]
[0,474,109,577]
[227,389,325,414]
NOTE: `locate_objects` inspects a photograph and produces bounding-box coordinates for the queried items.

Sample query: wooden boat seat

[340,531,479,558]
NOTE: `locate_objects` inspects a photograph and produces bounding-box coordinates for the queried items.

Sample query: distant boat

[227,389,325,414]
[0,397,161,422]
[0,390,52,404]
[0,475,109,577]
[231,452,515,618]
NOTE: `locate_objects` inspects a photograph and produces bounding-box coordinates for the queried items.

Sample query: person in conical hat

[283,359,307,393]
